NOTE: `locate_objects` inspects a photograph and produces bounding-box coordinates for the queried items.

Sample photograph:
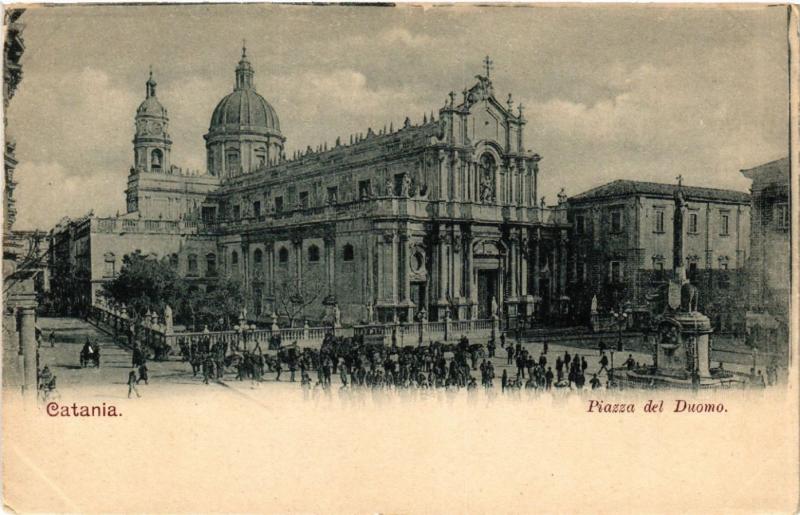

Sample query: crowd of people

[175,331,618,392]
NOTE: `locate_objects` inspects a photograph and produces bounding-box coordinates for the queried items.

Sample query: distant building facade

[567,180,751,331]
[741,157,790,350]
[49,51,572,326]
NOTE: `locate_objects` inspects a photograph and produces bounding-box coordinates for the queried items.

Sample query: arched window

[206,253,217,277]
[343,244,354,262]
[255,147,267,169]
[308,245,320,263]
[278,247,289,264]
[169,253,179,269]
[254,248,263,265]
[231,250,239,275]
[151,149,163,172]
[187,254,198,275]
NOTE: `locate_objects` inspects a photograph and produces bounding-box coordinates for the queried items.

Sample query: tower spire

[146,65,157,98]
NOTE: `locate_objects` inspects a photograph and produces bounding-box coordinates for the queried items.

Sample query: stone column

[400,230,411,320]
[520,235,529,297]
[465,233,476,318]
[366,235,373,305]
[558,236,568,315]
[452,153,461,201]
[376,234,384,301]
[20,306,37,395]
[266,242,275,296]
[533,236,541,300]
[438,151,448,201]
[551,245,558,301]
[436,229,450,320]
[324,234,335,295]
[292,236,303,289]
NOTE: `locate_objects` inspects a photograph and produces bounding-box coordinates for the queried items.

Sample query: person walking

[590,373,601,389]
[48,331,56,348]
[137,363,149,385]
[599,352,609,374]
[127,369,141,398]
[545,367,554,389]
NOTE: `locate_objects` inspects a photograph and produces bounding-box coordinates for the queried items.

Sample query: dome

[137,72,167,118]
[209,89,280,133]
[137,96,167,118]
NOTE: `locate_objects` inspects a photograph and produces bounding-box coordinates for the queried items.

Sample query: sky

[7,4,790,230]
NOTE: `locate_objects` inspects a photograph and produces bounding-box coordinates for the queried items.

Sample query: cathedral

[52,48,573,326]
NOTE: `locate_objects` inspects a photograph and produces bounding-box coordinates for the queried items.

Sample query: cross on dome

[483,55,493,78]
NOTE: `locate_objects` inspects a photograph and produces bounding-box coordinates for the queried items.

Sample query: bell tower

[133,68,172,173]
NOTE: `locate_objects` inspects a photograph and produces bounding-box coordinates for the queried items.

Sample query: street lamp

[610,308,628,352]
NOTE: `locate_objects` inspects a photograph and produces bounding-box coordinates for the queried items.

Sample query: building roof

[207,47,281,136]
[740,156,789,180]
[569,179,750,204]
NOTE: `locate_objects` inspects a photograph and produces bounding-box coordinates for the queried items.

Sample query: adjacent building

[741,157,790,351]
[3,9,40,393]
[567,180,751,331]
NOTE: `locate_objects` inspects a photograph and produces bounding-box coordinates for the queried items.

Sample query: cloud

[9,66,137,176]
[271,69,428,153]
[6,6,788,229]
[13,161,127,230]
[380,28,435,48]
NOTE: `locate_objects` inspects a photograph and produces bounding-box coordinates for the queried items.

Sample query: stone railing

[93,217,202,235]
[163,323,342,352]
[88,304,171,358]
[354,317,498,345]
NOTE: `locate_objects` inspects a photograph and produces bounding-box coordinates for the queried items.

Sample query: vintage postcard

[2,3,798,513]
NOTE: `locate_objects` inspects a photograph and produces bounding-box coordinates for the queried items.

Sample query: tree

[100,250,181,327]
[194,278,245,331]
[274,276,323,327]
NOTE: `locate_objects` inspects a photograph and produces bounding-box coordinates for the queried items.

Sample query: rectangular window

[299,191,309,209]
[655,261,665,281]
[274,196,284,212]
[201,206,216,223]
[610,210,623,233]
[610,261,623,283]
[358,180,371,199]
[776,203,789,229]
[718,263,730,289]
[327,186,338,204]
[688,213,698,234]
[103,260,115,278]
[575,215,586,235]
[720,213,730,236]
[654,210,665,233]
[232,205,240,220]
[253,201,261,218]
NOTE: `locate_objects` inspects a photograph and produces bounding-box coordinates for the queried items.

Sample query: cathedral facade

[52,49,571,326]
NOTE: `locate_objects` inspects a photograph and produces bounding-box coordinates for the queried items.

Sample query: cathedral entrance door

[539,277,551,316]
[477,270,498,319]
